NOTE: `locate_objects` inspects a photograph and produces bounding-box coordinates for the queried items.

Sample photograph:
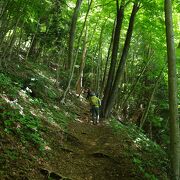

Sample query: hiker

[87,91,101,125]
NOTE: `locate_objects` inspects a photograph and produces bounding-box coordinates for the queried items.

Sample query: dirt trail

[0,103,167,180]
[39,108,141,180]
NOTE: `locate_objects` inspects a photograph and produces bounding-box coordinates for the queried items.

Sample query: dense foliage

[0,0,179,178]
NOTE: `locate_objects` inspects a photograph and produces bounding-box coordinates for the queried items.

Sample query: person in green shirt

[87,91,101,125]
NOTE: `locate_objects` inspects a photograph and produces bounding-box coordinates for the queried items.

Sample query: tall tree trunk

[74,0,93,65]
[0,0,8,20]
[140,68,164,128]
[96,50,102,94]
[88,17,100,47]
[25,18,40,61]
[55,47,64,87]
[122,56,152,109]
[1,14,21,65]
[104,1,140,118]
[61,0,93,103]
[75,27,88,95]
[102,0,125,116]
[17,21,25,57]
[100,19,116,97]
[0,13,11,47]
[91,44,99,89]
[164,0,180,179]
[67,0,83,70]
[96,23,104,93]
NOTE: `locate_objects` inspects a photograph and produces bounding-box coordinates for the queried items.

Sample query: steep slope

[0,61,169,179]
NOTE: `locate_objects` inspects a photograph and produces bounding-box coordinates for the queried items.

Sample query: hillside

[0,61,169,180]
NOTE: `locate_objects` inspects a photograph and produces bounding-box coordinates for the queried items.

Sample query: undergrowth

[109,118,169,179]
[0,61,170,179]
[0,62,75,152]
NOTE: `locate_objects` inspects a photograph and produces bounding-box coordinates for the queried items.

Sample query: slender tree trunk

[7,32,17,61]
[73,0,92,94]
[28,36,38,59]
[100,19,116,97]
[140,68,164,128]
[88,17,100,47]
[0,13,11,48]
[119,65,128,115]
[17,21,25,57]
[122,56,152,109]
[1,14,21,65]
[96,50,102,94]
[9,20,25,61]
[74,0,93,65]
[164,0,180,179]
[96,24,104,93]
[67,0,83,70]
[75,27,88,95]
[102,0,125,116]
[104,1,140,118]
[0,0,11,21]
[91,44,99,89]
[61,0,92,103]
[55,47,64,87]
[0,1,7,20]
[25,19,40,61]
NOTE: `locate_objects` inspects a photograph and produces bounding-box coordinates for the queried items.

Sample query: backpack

[90,95,101,107]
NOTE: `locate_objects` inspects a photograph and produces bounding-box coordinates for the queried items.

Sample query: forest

[0,0,179,179]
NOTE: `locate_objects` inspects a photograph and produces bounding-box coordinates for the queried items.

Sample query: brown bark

[76,28,87,95]
[102,0,125,116]
[96,23,105,93]
[104,1,140,118]
[74,0,93,64]
[67,0,83,70]
[100,19,116,97]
